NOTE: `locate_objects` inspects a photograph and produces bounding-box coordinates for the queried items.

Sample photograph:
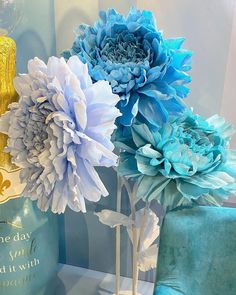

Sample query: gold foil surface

[0,36,25,204]
[0,36,18,170]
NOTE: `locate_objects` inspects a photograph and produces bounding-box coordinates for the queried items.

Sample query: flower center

[179,127,214,156]
[101,34,148,64]
[23,104,50,165]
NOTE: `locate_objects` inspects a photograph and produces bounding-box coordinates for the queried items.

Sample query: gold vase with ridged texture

[0,35,25,204]
[0,36,18,170]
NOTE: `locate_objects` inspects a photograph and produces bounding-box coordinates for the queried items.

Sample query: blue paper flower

[115,111,236,210]
[63,8,192,128]
[0,56,121,213]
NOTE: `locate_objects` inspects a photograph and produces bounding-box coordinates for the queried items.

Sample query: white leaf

[127,208,160,251]
[138,244,158,272]
[95,210,131,228]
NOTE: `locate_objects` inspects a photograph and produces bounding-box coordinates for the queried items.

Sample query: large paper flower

[0,56,121,213]
[63,8,192,128]
[116,111,236,210]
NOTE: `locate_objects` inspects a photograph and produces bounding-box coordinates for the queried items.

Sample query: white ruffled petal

[0,55,120,214]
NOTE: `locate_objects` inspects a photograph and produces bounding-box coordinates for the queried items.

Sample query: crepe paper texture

[115,110,236,210]
[154,206,236,295]
[0,56,121,214]
[95,207,159,272]
[63,8,192,129]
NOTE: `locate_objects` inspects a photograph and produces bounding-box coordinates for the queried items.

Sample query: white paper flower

[95,207,159,272]
[0,56,121,213]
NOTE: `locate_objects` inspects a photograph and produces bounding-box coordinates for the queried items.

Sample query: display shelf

[56,264,154,295]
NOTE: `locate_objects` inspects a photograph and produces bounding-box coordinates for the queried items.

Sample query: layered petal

[0,56,120,213]
[63,8,192,128]
[116,110,236,210]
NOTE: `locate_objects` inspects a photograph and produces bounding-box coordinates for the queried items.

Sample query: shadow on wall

[16,30,48,72]
[11,0,57,72]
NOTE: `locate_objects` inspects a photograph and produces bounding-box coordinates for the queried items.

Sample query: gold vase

[0,36,25,204]
[0,35,18,169]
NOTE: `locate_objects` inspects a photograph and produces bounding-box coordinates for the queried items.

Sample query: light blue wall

[11,0,56,72]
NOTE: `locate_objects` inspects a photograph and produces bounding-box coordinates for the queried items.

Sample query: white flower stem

[135,202,150,294]
[132,219,139,295]
[138,203,150,253]
[115,175,122,295]
[130,181,139,295]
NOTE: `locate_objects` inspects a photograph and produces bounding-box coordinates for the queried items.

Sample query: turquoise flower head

[116,111,236,210]
[63,8,192,128]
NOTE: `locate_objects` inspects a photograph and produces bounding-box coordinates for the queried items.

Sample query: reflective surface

[0,198,58,295]
[0,0,25,35]
[56,264,153,295]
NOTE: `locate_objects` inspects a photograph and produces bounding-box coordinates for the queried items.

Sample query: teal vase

[0,198,58,295]
[0,31,58,295]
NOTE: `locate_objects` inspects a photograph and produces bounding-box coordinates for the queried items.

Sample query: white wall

[221,2,236,148]
[54,0,99,54]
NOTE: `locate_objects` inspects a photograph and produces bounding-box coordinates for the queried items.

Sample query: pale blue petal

[1,56,120,214]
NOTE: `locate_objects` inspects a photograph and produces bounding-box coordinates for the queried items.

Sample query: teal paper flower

[63,8,192,128]
[116,111,236,210]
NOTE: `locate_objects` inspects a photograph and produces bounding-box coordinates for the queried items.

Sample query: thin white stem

[138,203,150,253]
[135,202,150,295]
[123,177,133,199]
[132,221,138,295]
[115,175,122,295]
[128,182,139,295]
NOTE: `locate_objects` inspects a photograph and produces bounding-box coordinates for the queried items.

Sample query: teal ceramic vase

[0,198,58,295]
